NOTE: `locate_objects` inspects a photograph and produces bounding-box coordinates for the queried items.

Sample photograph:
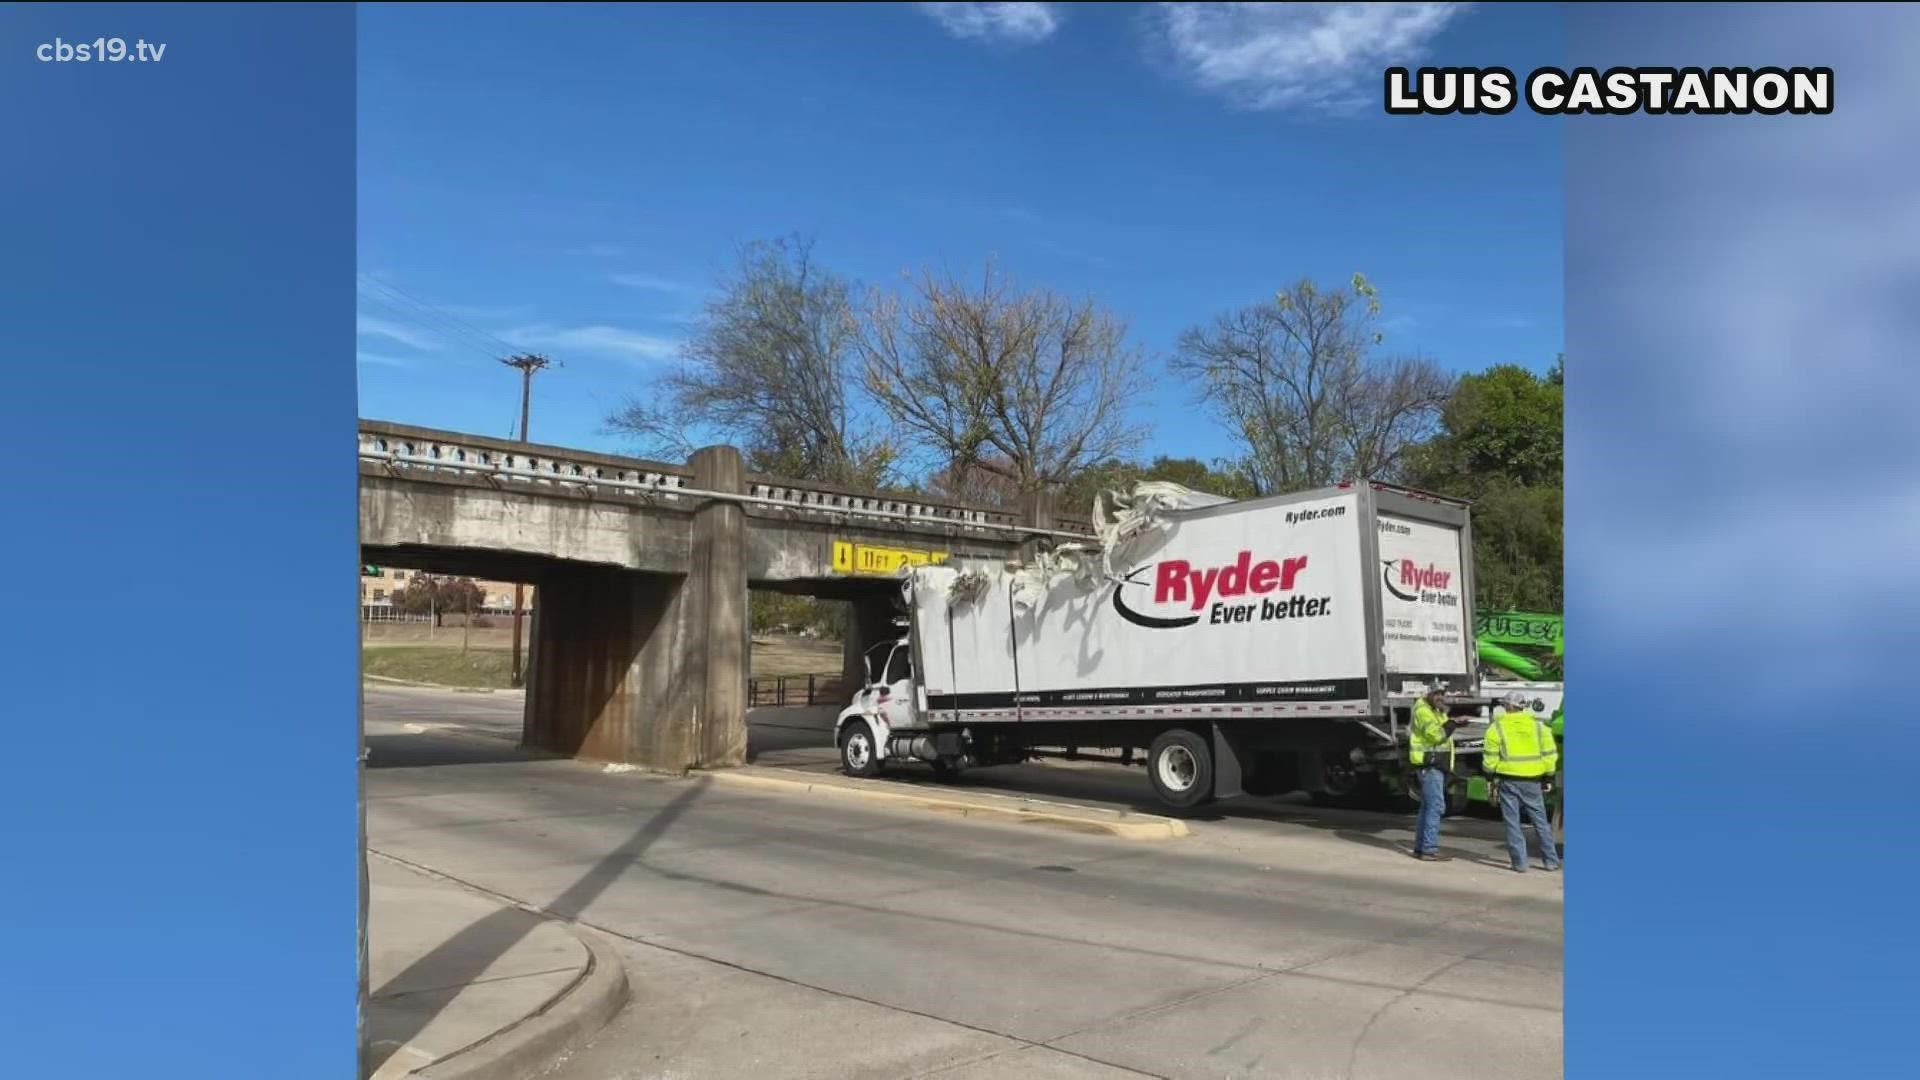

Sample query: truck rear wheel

[1147,728,1215,811]
[838,720,883,778]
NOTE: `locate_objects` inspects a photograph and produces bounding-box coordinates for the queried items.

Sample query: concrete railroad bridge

[359,420,1092,770]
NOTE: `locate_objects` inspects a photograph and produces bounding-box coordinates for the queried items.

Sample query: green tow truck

[1466,610,1564,818]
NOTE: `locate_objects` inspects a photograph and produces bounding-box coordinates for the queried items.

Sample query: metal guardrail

[358,424,1096,539]
[748,673,846,707]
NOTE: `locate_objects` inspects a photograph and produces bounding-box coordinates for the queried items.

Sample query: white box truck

[833,480,1490,811]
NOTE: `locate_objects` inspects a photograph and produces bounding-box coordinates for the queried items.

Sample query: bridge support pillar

[521,446,749,770]
[524,566,690,765]
[685,445,749,768]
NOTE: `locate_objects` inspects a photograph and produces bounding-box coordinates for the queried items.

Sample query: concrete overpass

[358,420,1090,772]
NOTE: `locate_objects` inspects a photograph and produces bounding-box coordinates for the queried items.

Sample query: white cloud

[355,351,414,368]
[609,273,693,294]
[356,314,440,351]
[918,2,1063,46]
[502,324,681,362]
[1151,2,1470,112]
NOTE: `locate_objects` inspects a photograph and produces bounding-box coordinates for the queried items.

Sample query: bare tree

[1170,274,1451,493]
[607,235,896,486]
[923,455,1024,509]
[859,261,1147,496]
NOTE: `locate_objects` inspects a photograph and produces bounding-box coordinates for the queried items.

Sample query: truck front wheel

[1147,728,1215,811]
[839,720,883,778]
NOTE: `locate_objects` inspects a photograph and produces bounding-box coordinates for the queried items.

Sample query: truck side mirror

[862,655,874,686]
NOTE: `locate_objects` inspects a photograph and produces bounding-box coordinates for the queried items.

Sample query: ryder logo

[1113,551,1333,630]
[1382,559,1458,605]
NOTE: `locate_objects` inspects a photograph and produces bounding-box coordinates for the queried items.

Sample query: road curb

[411,923,629,1080]
[706,766,1189,840]
[362,675,508,694]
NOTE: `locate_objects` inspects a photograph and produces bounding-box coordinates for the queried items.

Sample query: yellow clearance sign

[832,541,949,576]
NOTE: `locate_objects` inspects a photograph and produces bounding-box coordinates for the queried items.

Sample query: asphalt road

[365,682,1562,1080]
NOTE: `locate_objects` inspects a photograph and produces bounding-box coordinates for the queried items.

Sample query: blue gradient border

[4,3,1914,1075]
[0,5,357,1076]
[1567,5,1915,1075]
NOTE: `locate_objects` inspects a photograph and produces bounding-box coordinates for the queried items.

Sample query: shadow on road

[1332,827,1513,868]
[365,732,548,770]
[367,778,709,1074]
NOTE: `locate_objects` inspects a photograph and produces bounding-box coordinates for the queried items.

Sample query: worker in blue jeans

[1408,687,1464,861]
[1485,691,1562,872]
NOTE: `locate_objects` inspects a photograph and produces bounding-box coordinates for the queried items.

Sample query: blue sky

[358,2,1563,469]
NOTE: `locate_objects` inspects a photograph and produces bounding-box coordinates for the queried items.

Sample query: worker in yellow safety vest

[1408,687,1465,862]
[1484,691,1562,873]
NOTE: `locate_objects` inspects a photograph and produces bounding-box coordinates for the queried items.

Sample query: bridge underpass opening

[359,547,541,686]
[366,564,748,773]
[745,578,905,719]
[361,445,752,772]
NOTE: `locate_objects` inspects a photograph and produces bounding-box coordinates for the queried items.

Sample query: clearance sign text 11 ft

[832,541,950,576]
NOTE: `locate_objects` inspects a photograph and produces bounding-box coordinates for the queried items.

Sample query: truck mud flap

[1211,722,1245,800]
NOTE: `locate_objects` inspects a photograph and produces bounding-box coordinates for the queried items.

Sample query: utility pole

[500,353,554,688]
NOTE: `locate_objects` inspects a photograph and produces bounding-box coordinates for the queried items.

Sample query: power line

[357,295,500,364]
[355,274,528,361]
[357,288,503,362]
[356,273,522,354]
[356,283,513,362]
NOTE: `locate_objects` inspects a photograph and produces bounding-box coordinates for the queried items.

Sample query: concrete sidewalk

[366,855,628,1080]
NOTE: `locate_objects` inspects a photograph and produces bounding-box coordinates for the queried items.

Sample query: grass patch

[363,646,516,689]
[749,635,845,677]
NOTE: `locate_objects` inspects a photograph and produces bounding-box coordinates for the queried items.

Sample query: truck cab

[835,637,924,776]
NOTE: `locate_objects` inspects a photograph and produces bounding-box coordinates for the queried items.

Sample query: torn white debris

[902,480,1232,613]
[1091,480,1232,582]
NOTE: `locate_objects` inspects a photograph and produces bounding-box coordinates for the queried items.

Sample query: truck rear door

[1370,489,1477,697]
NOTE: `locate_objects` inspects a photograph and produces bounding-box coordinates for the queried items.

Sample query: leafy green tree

[750,592,847,639]
[1462,481,1563,612]
[1406,362,1563,611]
[1410,363,1562,490]
[392,576,485,627]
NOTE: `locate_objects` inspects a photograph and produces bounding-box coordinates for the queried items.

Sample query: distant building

[360,567,533,618]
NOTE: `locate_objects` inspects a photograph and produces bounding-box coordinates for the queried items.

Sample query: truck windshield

[865,641,893,686]
[884,646,912,685]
